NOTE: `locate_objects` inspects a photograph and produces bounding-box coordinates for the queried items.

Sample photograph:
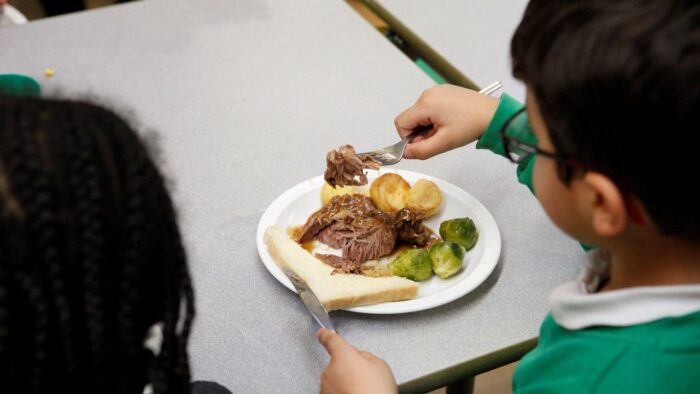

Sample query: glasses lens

[506,139,538,163]
[504,111,538,164]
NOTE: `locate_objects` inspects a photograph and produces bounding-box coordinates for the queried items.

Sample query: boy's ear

[582,172,628,237]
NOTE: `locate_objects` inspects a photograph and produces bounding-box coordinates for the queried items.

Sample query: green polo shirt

[478,95,700,393]
[512,310,700,393]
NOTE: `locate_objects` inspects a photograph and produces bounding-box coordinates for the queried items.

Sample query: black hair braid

[0,253,8,373]
[66,111,116,391]
[176,260,195,389]
[38,107,83,382]
[112,116,155,394]
[157,201,194,393]
[114,125,185,394]
[4,103,55,392]
[0,103,15,375]
[167,212,195,391]
[158,218,184,394]
[103,108,194,394]
[0,237,7,354]
[148,247,189,394]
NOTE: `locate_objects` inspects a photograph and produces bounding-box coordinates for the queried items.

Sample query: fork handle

[404,124,433,142]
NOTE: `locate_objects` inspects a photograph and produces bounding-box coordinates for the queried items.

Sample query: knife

[282,267,336,332]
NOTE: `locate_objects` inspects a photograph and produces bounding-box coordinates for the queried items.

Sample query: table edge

[398,337,538,394]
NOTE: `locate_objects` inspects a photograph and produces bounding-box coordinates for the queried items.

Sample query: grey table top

[1,0,585,392]
[380,0,530,102]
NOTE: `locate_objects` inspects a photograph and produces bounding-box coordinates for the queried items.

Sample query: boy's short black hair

[511,0,700,240]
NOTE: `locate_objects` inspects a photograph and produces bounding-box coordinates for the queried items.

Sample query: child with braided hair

[0,96,224,393]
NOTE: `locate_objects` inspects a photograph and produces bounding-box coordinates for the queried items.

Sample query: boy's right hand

[318,328,397,394]
[395,84,500,160]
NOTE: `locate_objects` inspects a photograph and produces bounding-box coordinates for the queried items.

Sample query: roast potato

[370,173,410,213]
[406,179,443,217]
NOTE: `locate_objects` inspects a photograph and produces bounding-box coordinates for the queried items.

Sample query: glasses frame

[499,107,583,182]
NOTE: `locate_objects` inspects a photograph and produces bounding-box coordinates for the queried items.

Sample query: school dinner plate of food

[256,165,502,314]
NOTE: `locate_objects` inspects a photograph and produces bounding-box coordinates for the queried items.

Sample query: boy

[317,0,700,392]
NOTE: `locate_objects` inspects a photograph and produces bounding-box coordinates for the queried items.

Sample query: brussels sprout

[429,241,465,279]
[439,218,479,250]
[389,248,433,281]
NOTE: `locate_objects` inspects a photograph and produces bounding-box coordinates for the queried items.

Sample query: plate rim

[255,169,502,314]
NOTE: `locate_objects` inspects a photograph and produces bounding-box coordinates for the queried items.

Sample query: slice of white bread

[264,225,418,311]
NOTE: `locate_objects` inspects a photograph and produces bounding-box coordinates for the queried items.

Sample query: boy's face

[526,89,595,243]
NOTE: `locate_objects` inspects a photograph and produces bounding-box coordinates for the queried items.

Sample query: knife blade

[282,267,336,332]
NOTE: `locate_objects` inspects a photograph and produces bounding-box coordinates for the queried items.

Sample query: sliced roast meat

[315,253,365,275]
[324,144,380,187]
[298,193,379,242]
[299,194,396,263]
[317,214,396,263]
[298,195,439,267]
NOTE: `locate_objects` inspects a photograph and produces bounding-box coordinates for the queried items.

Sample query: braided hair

[0,96,195,393]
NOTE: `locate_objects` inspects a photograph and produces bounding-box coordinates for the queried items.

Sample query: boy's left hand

[317,328,397,394]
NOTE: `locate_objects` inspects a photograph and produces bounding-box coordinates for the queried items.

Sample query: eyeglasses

[499,107,582,182]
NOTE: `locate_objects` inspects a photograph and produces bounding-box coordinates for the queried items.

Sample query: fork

[358,81,503,166]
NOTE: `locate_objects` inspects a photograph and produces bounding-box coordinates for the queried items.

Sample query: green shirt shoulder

[513,312,700,393]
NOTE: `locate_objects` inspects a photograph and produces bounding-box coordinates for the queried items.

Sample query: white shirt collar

[550,249,700,329]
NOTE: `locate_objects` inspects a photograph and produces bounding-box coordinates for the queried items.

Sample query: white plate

[255,169,501,314]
